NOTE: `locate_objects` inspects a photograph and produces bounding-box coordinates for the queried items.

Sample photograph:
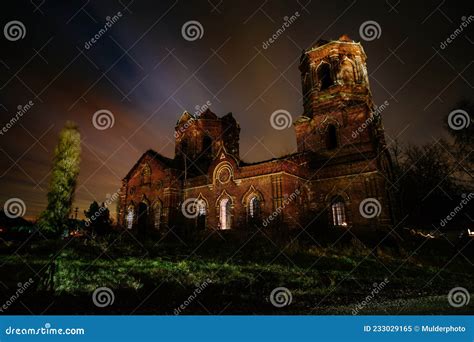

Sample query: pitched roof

[198,108,218,120]
[176,111,194,125]
[123,149,178,180]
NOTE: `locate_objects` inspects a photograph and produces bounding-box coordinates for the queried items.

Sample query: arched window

[197,199,206,230]
[339,59,355,84]
[141,164,151,185]
[326,125,338,150]
[219,198,231,230]
[197,200,206,216]
[317,63,332,90]
[154,201,162,230]
[331,196,347,226]
[126,206,134,229]
[249,196,261,220]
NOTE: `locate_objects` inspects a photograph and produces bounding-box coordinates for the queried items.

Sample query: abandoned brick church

[117,35,396,234]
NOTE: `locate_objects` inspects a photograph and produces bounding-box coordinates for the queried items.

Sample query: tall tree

[38,121,81,235]
[391,140,458,227]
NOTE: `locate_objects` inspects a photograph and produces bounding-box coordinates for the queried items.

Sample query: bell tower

[294,35,385,158]
[174,109,240,171]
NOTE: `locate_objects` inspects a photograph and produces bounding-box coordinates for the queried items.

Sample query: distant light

[409,229,435,239]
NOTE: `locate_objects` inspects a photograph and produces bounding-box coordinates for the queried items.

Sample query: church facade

[117,35,395,235]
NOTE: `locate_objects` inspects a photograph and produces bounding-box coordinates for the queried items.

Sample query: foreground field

[0,230,473,314]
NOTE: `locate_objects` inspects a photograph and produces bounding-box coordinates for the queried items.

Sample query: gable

[176,111,194,125]
[123,149,176,180]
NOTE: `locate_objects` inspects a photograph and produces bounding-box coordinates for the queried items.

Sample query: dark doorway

[137,202,149,236]
[197,213,206,230]
[317,63,332,90]
[326,125,338,150]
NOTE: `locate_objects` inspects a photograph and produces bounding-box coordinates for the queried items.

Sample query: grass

[0,229,473,314]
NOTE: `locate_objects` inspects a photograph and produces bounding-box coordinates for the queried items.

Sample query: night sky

[0,0,472,220]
